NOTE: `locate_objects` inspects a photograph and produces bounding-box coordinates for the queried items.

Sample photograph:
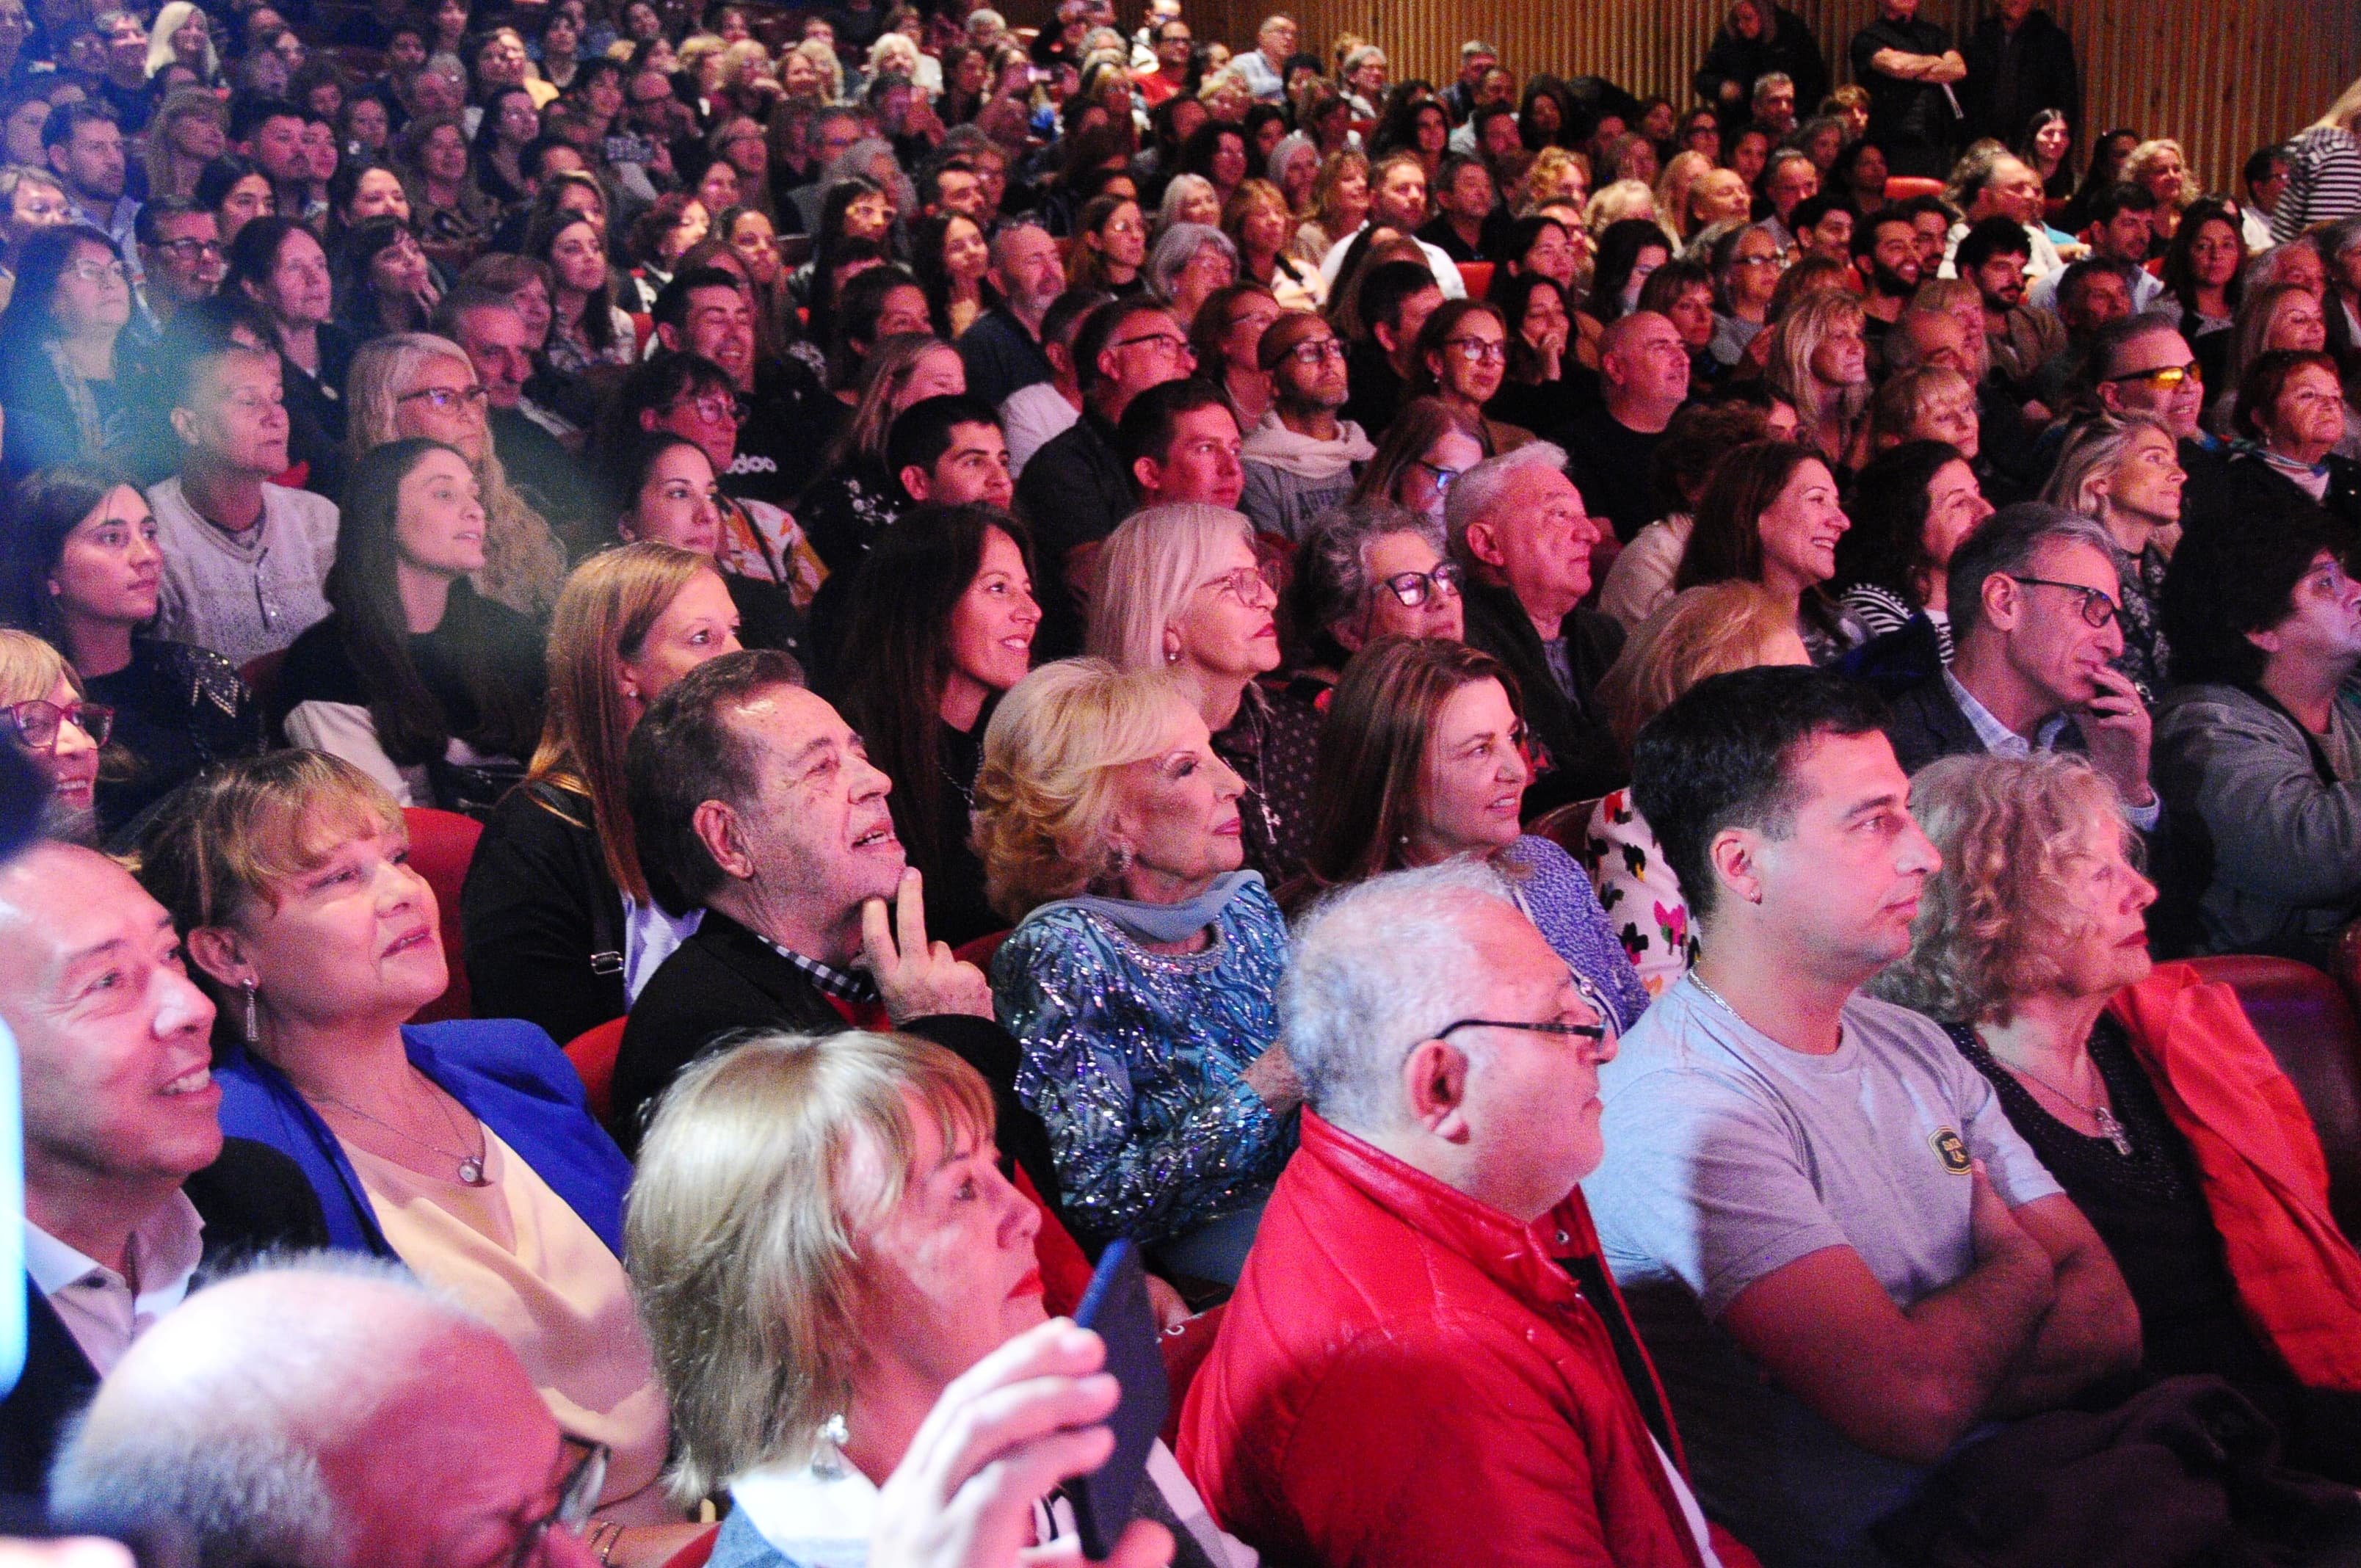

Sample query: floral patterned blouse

[1582,788,1699,998]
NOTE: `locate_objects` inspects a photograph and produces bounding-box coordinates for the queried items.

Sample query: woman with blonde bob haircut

[461,543,739,1045]
[974,658,1297,1285]
[626,1028,1246,1566]
[344,332,570,617]
[1087,502,1313,879]
[1585,582,1811,995]
[1871,752,2361,1477]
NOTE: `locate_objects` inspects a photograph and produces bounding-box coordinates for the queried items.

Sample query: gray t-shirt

[1583,977,2062,1568]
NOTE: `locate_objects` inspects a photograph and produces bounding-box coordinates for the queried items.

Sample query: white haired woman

[973,659,1298,1291]
[344,332,571,617]
[1145,220,1238,328]
[627,1028,1250,1567]
[1088,501,1316,881]
[1873,752,2361,1481]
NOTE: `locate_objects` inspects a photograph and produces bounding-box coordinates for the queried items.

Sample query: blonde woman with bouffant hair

[344,333,570,617]
[971,657,1197,915]
[625,1027,999,1503]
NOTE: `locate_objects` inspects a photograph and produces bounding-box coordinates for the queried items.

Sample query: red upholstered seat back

[563,1017,628,1127]
[403,807,482,1023]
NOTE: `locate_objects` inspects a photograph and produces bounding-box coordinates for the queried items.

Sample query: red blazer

[1178,1110,1749,1568]
[2108,962,2361,1392]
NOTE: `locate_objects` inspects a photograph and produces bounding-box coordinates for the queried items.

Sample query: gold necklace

[304,1070,487,1185]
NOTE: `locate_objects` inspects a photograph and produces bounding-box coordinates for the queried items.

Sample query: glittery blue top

[993,878,1295,1248]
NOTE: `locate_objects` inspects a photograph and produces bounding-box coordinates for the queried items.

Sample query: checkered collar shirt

[755,933,882,1004]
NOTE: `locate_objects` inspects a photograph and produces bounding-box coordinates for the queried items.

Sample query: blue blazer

[216,1018,633,1258]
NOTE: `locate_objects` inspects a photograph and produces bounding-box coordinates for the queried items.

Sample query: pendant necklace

[2002,1054,2133,1157]
[307,1072,488,1185]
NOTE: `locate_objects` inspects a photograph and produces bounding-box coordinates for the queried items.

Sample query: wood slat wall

[1172,0,2360,193]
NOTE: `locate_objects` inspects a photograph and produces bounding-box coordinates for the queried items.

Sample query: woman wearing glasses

[1707,221,1785,371]
[975,656,1299,1290]
[0,465,264,841]
[1349,395,1490,527]
[1404,299,1532,454]
[271,439,547,813]
[0,225,135,476]
[1284,499,1464,697]
[1090,501,1316,884]
[0,628,106,843]
[1066,194,1148,297]
[137,750,696,1560]
[1291,636,1649,1034]
[344,333,570,618]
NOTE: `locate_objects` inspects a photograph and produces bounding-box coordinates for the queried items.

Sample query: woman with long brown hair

[461,543,740,1045]
[1674,436,1864,664]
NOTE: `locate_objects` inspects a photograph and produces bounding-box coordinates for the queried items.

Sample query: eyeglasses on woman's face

[1200,560,1280,606]
[1377,559,1462,607]
[2,697,112,751]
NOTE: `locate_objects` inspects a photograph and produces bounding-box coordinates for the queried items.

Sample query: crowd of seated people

[5,1,2361,1564]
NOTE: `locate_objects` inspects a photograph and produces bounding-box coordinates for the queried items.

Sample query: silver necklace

[1688,971,1738,1017]
[305,1072,487,1185]
[1994,1049,2133,1157]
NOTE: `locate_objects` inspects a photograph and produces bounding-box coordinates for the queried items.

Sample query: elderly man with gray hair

[1178,863,1737,1567]
[51,1258,1170,1568]
[1448,440,1628,813]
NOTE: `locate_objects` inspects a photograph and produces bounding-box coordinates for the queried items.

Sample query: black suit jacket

[0,1139,328,1498]
[1458,576,1628,817]
[1959,10,2080,148]
[614,910,1067,1220]
[1882,670,2102,777]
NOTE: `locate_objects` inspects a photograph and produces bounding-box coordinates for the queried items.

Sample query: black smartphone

[1066,1238,1169,1561]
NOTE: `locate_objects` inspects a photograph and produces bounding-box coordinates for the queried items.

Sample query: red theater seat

[563,1017,628,1126]
[403,807,482,1023]
[2186,954,2361,1240]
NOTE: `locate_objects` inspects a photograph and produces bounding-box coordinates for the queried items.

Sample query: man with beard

[1854,208,1923,330]
[1958,217,2064,399]
[1240,311,1373,541]
[2028,184,2162,314]
[958,221,1066,407]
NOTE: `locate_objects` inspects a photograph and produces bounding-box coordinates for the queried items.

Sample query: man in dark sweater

[1341,260,1446,438]
[1015,297,1189,656]
[957,221,1066,408]
[1448,443,1628,816]
[615,652,1067,1228]
[1559,311,1691,546]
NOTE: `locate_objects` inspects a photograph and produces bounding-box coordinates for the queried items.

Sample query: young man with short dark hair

[1117,378,1244,509]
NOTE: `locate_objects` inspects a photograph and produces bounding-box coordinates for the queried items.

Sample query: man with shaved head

[51,1260,1178,1568]
[1559,310,1692,547]
[0,841,324,1494]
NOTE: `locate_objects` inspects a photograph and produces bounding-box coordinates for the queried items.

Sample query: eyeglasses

[1286,338,1346,365]
[2,698,112,751]
[506,1440,607,1568]
[1415,458,1465,495]
[1733,253,1785,269]
[2008,575,2119,628]
[1200,562,1279,604]
[1378,560,1462,606]
[150,236,225,259]
[2102,361,2200,391]
[1112,331,1192,358]
[397,384,490,412]
[61,259,130,285]
[1443,335,1507,365]
[666,391,747,424]
[1435,1015,1606,1043]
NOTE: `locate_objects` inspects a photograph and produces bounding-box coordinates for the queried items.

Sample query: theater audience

[1293,636,1648,1028]
[136,749,678,1532]
[1181,862,1744,1567]
[2155,505,2361,964]
[269,439,545,813]
[0,839,325,1494]
[0,465,264,838]
[1874,751,2361,1481]
[145,335,342,667]
[627,1029,1246,1567]
[1585,583,1813,998]
[612,650,1057,1193]
[830,504,1037,947]
[1588,664,2139,1567]
[1088,502,1312,881]
[461,545,738,1047]
[974,658,1296,1286]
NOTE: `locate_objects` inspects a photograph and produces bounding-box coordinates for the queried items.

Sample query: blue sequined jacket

[993,880,1295,1248]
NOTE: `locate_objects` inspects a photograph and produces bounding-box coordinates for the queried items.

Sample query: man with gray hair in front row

[1179,863,1739,1567]
[1448,441,1628,813]
[52,1259,1173,1568]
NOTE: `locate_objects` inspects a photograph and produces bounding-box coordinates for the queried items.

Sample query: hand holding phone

[1067,1240,1171,1561]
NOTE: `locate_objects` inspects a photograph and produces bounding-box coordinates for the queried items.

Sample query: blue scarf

[1020,871,1263,946]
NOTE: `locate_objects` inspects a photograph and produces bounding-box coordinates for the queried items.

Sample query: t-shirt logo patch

[1931,1128,1972,1174]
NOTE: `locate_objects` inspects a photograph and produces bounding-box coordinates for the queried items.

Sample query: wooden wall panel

[1223,0,2361,192]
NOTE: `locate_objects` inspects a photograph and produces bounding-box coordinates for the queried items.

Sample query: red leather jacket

[1178,1110,1741,1568]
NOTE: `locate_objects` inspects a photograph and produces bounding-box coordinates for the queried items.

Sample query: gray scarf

[1021,871,1263,946]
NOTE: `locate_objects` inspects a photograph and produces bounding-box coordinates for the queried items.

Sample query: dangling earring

[241,979,259,1044]
[810,1412,850,1479]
